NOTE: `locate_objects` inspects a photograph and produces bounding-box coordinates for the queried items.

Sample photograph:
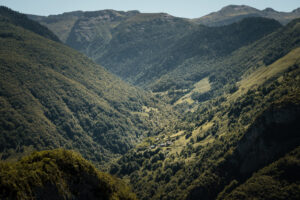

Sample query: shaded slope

[192,5,300,26]
[95,13,196,84]
[28,10,197,84]
[151,18,300,105]
[28,11,84,43]
[141,17,281,90]
[0,149,137,200]
[29,9,284,94]
[0,9,173,166]
[219,146,300,200]
[0,6,60,42]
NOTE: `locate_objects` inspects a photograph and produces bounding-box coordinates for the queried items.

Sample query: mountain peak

[193,4,300,26]
[263,7,276,12]
[220,5,258,12]
[292,8,300,13]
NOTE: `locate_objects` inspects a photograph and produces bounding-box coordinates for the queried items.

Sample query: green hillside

[30,11,284,98]
[0,6,60,42]
[93,13,196,83]
[109,26,300,199]
[0,7,174,167]
[144,17,281,91]
[0,149,137,200]
[1,5,300,200]
[28,11,197,84]
[151,17,300,105]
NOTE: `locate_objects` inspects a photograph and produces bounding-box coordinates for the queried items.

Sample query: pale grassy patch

[174,77,211,106]
[230,47,300,101]
[170,130,185,138]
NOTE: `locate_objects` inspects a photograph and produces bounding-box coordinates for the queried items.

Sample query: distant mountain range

[28,7,296,100]
[192,5,300,26]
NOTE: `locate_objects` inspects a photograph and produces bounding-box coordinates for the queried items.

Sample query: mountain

[27,11,196,83]
[150,17,299,105]
[48,11,196,84]
[29,11,281,94]
[0,7,174,167]
[28,10,140,44]
[141,17,281,90]
[28,10,84,43]
[93,13,196,86]
[192,5,300,26]
[0,149,137,200]
[108,19,300,200]
[2,5,300,200]
[0,6,60,42]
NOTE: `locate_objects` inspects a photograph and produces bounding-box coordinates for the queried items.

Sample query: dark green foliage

[0,149,137,200]
[0,6,60,42]
[31,10,298,105]
[151,18,299,103]
[0,10,174,166]
[94,13,196,87]
[98,17,281,90]
[220,147,300,200]
[1,6,300,200]
[261,19,300,66]
[191,91,212,102]
[30,9,300,106]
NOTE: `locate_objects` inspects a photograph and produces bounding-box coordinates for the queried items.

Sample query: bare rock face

[66,10,140,55]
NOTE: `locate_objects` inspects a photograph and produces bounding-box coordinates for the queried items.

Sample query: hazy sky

[1,0,299,18]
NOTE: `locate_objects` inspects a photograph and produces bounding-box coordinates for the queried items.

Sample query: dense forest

[1,4,300,200]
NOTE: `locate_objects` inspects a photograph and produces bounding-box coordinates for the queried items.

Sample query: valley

[0,4,300,200]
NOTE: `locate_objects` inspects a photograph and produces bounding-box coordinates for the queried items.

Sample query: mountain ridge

[192,4,300,26]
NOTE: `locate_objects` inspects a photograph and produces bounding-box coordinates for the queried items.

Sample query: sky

[0,0,299,18]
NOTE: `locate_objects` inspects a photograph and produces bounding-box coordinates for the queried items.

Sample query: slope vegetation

[0,149,137,200]
[28,8,298,96]
[152,17,300,105]
[110,23,300,200]
[31,12,285,101]
[0,6,60,42]
[2,6,300,200]
[0,8,174,166]
[219,146,300,200]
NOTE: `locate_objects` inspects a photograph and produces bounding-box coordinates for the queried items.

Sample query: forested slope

[0,7,174,167]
